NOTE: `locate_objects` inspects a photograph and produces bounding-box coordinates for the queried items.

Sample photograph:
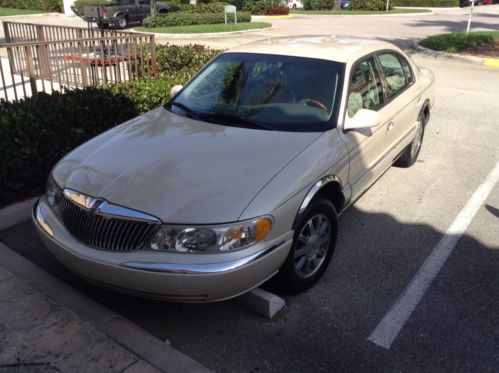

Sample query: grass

[0,7,42,16]
[291,8,432,15]
[136,22,271,34]
[420,31,499,53]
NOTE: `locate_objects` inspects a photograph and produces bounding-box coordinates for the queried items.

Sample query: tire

[117,15,128,29]
[273,198,338,293]
[394,114,425,168]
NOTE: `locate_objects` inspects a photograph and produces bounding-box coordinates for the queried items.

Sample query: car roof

[225,35,396,64]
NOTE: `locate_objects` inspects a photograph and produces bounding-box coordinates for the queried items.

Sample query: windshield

[167,53,345,132]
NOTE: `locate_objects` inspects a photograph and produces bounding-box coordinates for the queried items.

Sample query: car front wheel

[274,198,338,293]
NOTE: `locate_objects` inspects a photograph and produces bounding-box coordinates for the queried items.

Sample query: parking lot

[1,47,498,372]
[0,51,499,372]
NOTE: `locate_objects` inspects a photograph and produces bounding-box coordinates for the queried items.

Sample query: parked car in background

[340,0,352,9]
[287,0,304,9]
[82,0,170,29]
[34,36,435,302]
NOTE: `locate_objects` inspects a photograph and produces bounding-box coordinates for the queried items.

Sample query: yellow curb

[262,14,294,19]
[484,58,499,68]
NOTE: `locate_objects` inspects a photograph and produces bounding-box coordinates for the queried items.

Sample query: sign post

[225,5,237,25]
[466,0,475,34]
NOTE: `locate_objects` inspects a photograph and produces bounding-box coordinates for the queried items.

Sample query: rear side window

[347,57,384,118]
[399,55,414,85]
[378,53,407,98]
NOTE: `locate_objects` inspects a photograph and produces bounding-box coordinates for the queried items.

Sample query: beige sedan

[34,36,435,302]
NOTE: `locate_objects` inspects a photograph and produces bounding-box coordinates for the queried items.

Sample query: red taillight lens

[102,7,108,14]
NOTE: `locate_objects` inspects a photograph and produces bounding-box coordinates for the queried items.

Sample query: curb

[289,9,434,17]
[0,242,211,373]
[411,40,498,66]
[134,25,274,40]
[0,196,39,231]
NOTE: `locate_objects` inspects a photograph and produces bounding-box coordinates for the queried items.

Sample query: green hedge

[174,2,227,13]
[0,44,221,202]
[350,0,391,10]
[391,0,458,6]
[0,88,138,200]
[303,0,334,10]
[143,11,251,28]
[0,0,62,11]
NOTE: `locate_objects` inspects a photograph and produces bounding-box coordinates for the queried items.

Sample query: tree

[151,0,157,16]
[334,0,340,10]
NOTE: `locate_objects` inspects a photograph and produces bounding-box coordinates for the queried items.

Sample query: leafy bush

[303,0,334,10]
[350,0,391,10]
[155,43,220,73]
[391,0,458,6]
[266,5,290,15]
[239,0,272,14]
[0,88,138,200]
[143,11,251,27]
[420,32,495,52]
[174,2,227,13]
[0,0,62,12]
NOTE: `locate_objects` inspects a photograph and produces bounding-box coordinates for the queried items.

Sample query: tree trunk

[151,0,157,16]
[333,0,340,10]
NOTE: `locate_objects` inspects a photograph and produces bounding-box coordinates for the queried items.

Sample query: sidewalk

[0,265,158,372]
[0,243,210,373]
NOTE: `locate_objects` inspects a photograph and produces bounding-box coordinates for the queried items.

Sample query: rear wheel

[395,114,425,168]
[274,198,338,293]
[117,15,128,29]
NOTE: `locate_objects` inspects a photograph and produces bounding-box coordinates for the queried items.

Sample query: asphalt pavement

[1,54,498,372]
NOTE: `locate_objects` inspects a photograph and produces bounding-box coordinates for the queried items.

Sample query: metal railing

[0,27,156,102]
[3,21,136,44]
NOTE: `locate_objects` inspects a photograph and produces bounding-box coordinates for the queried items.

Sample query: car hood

[53,107,321,224]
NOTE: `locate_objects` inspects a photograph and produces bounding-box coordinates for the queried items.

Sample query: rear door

[375,51,422,160]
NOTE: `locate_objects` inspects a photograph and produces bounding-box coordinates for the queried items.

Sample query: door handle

[387,121,395,132]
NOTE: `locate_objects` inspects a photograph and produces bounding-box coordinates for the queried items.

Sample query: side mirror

[170,84,183,98]
[344,109,380,130]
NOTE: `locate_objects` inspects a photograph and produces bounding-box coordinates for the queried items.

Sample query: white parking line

[368,159,499,350]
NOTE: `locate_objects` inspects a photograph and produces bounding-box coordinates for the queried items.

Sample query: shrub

[239,1,272,14]
[0,0,62,12]
[155,44,221,74]
[0,88,138,200]
[303,0,334,10]
[143,11,251,28]
[174,2,227,13]
[391,0,458,6]
[420,32,494,52]
[266,5,290,15]
[350,0,391,10]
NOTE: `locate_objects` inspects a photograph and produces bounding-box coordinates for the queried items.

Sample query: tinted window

[399,55,414,85]
[378,53,407,98]
[347,57,384,118]
[169,53,345,132]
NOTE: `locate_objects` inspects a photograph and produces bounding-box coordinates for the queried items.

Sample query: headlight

[46,176,62,215]
[147,217,273,253]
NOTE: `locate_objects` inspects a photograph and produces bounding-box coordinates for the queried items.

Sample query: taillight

[102,7,108,14]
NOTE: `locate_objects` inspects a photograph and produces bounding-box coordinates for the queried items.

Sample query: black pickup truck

[83,0,170,29]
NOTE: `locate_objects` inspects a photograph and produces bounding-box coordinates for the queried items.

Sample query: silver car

[34,36,435,302]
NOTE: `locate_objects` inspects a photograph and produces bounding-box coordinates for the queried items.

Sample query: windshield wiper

[168,102,201,120]
[206,113,272,131]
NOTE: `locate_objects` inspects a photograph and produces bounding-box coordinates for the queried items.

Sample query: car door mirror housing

[344,109,380,130]
[170,85,183,98]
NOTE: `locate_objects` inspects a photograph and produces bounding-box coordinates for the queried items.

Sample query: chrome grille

[60,195,157,252]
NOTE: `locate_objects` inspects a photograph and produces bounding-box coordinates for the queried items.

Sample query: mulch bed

[462,40,499,58]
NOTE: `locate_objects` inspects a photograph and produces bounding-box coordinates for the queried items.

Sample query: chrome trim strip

[62,188,161,224]
[299,175,342,214]
[120,241,286,275]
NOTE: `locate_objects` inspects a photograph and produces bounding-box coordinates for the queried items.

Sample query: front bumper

[33,198,292,302]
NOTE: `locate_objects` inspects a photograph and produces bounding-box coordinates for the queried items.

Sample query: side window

[378,53,407,98]
[139,0,150,4]
[399,55,414,85]
[347,57,384,118]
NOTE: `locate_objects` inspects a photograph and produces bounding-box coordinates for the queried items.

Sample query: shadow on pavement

[0,204,498,372]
